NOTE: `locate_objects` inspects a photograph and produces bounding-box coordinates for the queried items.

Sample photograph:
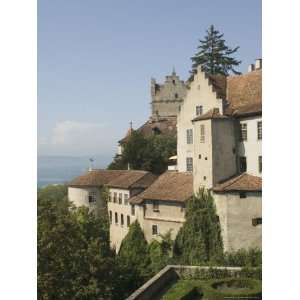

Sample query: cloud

[38,120,117,156]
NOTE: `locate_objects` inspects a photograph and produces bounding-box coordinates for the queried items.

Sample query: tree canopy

[173,188,224,265]
[107,131,176,174]
[38,185,134,300]
[191,25,241,76]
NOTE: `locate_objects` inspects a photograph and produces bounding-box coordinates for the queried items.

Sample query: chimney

[248,64,255,72]
[255,59,262,70]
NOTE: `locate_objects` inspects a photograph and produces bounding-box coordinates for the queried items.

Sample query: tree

[37,185,129,300]
[148,231,174,273]
[118,221,151,288]
[107,131,177,174]
[191,25,241,76]
[173,188,223,265]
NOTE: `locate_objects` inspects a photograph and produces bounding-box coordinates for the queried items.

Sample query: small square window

[252,217,262,226]
[152,225,158,235]
[240,192,247,198]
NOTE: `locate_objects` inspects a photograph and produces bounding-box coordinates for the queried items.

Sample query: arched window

[121,214,124,226]
[115,212,118,224]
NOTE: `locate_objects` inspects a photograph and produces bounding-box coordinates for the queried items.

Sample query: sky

[38,0,261,162]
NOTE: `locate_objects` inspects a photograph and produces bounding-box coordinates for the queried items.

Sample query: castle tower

[150,69,187,119]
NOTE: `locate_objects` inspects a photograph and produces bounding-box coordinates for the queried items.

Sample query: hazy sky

[38,0,261,161]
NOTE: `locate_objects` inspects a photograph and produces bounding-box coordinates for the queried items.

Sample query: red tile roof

[213,173,262,193]
[130,171,193,204]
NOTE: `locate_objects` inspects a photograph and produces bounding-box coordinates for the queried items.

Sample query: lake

[37,155,112,187]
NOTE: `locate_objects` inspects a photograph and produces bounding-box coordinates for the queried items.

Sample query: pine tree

[173,188,224,265]
[191,25,241,76]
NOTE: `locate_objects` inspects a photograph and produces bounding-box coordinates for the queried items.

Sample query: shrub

[201,277,262,300]
[162,280,203,300]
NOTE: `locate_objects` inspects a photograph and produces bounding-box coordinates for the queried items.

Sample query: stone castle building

[117,70,187,156]
[68,59,262,253]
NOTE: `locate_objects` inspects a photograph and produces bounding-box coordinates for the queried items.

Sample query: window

[118,193,122,204]
[121,214,124,226]
[178,105,181,112]
[108,193,112,202]
[186,129,193,144]
[240,123,247,141]
[153,201,159,212]
[186,157,193,172]
[240,192,247,198]
[239,156,247,173]
[131,204,135,216]
[197,84,200,90]
[172,79,176,84]
[109,211,112,224]
[175,93,178,98]
[252,217,262,226]
[88,191,97,203]
[113,192,117,203]
[124,194,129,205]
[115,212,118,224]
[152,225,158,235]
[196,105,203,116]
[200,125,205,143]
[127,215,130,227]
[257,121,262,140]
[259,156,262,173]
[203,176,206,180]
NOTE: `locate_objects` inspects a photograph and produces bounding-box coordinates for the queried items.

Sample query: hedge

[161,280,203,300]
[201,277,262,300]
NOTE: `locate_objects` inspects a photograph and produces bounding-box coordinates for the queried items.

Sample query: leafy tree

[107,131,176,174]
[37,185,130,300]
[191,25,241,75]
[173,188,223,265]
[118,221,151,288]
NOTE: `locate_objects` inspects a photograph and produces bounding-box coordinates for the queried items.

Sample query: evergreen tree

[118,221,151,287]
[191,25,241,76]
[148,231,174,273]
[173,188,224,265]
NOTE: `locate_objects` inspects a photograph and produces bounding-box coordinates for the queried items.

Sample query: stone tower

[150,69,187,119]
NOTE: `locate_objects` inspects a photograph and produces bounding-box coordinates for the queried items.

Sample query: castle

[68,59,262,252]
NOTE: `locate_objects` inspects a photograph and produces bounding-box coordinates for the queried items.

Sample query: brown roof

[130,171,193,204]
[106,171,157,189]
[119,117,177,144]
[213,173,262,193]
[226,69,262,113]
[192,108,229,122]
[68,170,128,187]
